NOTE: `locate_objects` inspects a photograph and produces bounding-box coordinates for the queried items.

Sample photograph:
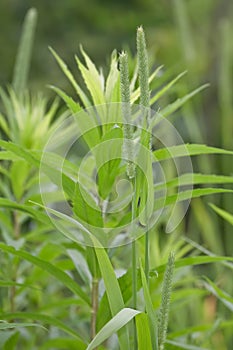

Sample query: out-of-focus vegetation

[2,0,232,247]
[0,0,231,94]
[0,1,232,349]
[0,0,171,90]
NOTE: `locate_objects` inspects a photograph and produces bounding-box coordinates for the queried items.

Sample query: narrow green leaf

[73,108,101,149]
[0,313,85,342]
[151,71,187,105]
[140,262,158,350]
[49,85,81,113]
[30,200,94,246]
[94,244,130,349]
[12,8,37,93]
[152,255,233,276]
[0,321,44,330]
[96,125,123,198]
[0,113,10,137]
[105,50,120,102]
[209,203,233,225]
[73,182,104,244]
[160,84,209,117]
[134,130,154,225]
[10,160,29,200]
[87,308,140,350]
[0,140,40,167]
[155,173,233,190]
[154,188,233,211]
[0,140,76,200]
[0,198,52,226]
[168,319,233,338]
[3,331,19,350]
[153,143,233,161]
[0,151,21,161]
[165,339,209,350]
[0,280,38,289]
[136,313,153,350]
[0,243,90,305]
[76,47,106,106]
[97,268,142,331]
[203,278,233,311]
[50,47,90,106]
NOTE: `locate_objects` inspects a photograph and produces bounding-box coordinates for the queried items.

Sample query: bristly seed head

[119,51,135,179]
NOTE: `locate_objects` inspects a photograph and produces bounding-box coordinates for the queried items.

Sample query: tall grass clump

[0,8,232,350]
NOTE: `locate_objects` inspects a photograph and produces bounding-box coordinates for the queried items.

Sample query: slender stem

[131,177,138,350]
[132,241,137,309]
[10,211,20,317]
[90,276,99,341]
[131,241,137,350]
[131,177,137,310]
[145,228,149,282]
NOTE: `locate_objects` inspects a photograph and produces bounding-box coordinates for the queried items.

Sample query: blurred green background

[0,0,232,250]
[0,2,232,348]
[1,0,232,99]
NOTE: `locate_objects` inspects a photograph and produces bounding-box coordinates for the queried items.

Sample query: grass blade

[140,262,158,350]
[87,308,140,350]
[94,243,130,349]
[166,339,209,350]
[136,313,153,350]
[209,204,233,225]
[0,313,85,342]
[154,188,233,211]
[0,243,90,305]
[153,143,233,161]
[160,84,209,117]
[50,47,90,107]
[155,173,233,190]
[152,255,233,275]
[0,321,44,330]
[12,8,37,93]
[49,85,81,113]
[203,278,233,312]
[151,71,187,105]
[76,46,106,106]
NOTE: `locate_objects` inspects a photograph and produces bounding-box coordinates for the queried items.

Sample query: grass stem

[90,277,99,341]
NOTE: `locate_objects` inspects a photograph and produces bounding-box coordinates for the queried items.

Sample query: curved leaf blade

[87,308,140,350]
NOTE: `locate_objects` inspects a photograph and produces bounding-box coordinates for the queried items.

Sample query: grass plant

[0,8,232,350]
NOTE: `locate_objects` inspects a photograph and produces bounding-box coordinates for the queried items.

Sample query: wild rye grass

[0,7,232,350]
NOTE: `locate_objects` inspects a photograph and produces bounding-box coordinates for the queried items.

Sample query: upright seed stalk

[158,252,175,350]
[137,26,150,109]
[136,26,151,281]
[119,51,137,349]
[119,52,135,179]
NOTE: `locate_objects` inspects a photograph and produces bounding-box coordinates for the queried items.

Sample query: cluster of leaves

[0,8,232,350]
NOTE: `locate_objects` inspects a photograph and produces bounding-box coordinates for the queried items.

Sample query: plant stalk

[90,276,99,341]
[9,211,21,317]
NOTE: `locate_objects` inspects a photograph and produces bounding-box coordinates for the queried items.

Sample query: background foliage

[0,1,232,349]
